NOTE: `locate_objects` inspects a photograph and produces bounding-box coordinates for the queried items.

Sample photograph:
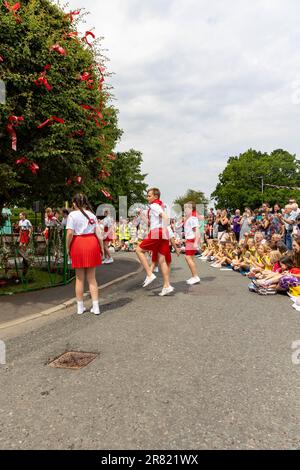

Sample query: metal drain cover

[49,351,98,370]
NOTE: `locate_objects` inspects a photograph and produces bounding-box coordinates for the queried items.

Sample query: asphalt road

[0,255,300,450]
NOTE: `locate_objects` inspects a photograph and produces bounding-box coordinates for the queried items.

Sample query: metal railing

[0,227,75,295]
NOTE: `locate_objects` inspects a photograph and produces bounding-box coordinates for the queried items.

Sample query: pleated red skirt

[70,234,102,269]
[20,230,30,245]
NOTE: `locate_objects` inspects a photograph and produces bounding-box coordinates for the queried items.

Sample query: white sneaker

[77,308,86,315]
[153,267,159,273]
[90,308,101,315]
[143,274,157,287]
[186,278,194,284]
[187,277,201,285]
[104,258,114,264]
[159,286,174,296]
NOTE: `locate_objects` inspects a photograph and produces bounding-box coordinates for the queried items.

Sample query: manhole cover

[49,351,99,370]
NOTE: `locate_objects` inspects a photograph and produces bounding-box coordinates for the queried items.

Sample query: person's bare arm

[66,229,74,254]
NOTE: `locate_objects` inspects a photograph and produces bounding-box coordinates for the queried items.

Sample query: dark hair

[279,255,294,269]
[62,209,69,216]
[72,193,95,224]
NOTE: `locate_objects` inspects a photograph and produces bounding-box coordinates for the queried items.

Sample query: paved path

[0,255,299,449]
[0,253,140,326]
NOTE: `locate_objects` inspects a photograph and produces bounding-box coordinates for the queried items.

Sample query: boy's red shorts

[185,238,197,256]
[140,229,171,265]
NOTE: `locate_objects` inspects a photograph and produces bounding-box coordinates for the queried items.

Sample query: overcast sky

[67,0,300,205]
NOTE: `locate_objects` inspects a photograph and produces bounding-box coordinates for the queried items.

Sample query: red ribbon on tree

[28,162,39,175]
[16,157,39,175]
[65,10,81,23]
[81,104,103,127]
[6,116,24,151]
[107,154,117,161]
[101,189,113,200]
[37,116,65,129]
[64,31,78,39]
[16,156,28,165]
[82,31,95,47]
[0,56,4,62]
[3,1,21,23]
[34,65,53,91]
[50,44,66,55]
[99,170,111,180]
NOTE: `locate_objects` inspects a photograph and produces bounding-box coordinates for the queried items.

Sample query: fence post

[63,227,67,284]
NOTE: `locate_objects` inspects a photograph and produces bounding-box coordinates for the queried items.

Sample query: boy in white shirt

[184,202,201,285]
[136,187,174,296]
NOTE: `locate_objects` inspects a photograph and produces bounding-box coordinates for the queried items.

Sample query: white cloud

[66,0,300,204]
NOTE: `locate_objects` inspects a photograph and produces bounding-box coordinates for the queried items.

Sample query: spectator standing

[232,209,241,242]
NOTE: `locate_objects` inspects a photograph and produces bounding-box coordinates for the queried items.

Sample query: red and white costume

[67,210,101,269]
[184,212,199,256]
[103,215,114,243]
[19,219,32,245]
[140,199,171,265]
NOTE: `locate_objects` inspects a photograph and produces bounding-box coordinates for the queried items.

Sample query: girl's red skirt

[20,230,30,245]
[70,234,102,269]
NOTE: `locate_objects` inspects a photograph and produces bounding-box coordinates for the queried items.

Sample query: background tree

[0,0,122,218]
[94,149,147,208]
[174,189,208,208]
[211,149,300,210]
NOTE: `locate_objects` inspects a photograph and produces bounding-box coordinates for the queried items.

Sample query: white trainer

[159,286,175,296]
[104,258,114,264]
[153,267,159,273]
[90,308,101,315]
[77,308,86,315]
[143,274,157,287]
[188,277,201,285]
[186,278,194,284]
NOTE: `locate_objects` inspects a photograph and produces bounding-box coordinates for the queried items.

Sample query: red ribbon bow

[107,154,117,161]
[50,44,66,55]
[65,10,81,23]
[6,116,24,151]
[3,1,21,23]
[101,189,113,200]
[37,116,65,129]
[16,157,39,175]
[0,56,4,62]
[82,31,95,47]
[34,65,52,91]
[80,105,103,127]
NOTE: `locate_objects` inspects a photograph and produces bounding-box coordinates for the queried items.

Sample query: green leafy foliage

[174,189,208,207]
[94,149,148,208]
[211,149,300,210]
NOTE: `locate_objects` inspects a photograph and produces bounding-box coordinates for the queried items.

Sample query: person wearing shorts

[136,187,174,297]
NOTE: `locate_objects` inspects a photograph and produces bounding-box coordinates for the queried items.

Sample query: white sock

[77,301,85,314]
[92,300,100,314]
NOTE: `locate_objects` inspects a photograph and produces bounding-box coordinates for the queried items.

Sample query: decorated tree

[0,0,122,218]
[211,149,300,210]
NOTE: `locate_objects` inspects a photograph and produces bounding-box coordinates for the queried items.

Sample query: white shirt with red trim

[184,216,198,240]
[149,203,164,230]
[66,210,97,235]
